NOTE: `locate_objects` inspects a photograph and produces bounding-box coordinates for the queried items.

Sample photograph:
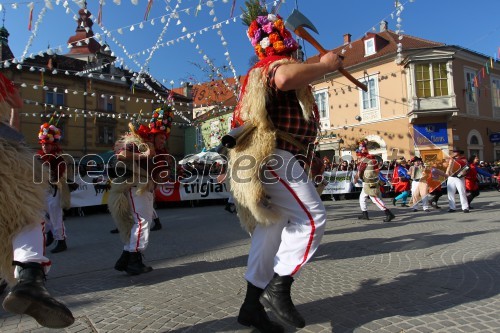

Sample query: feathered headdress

[149,106,173,139]
[241,0,298,60]
[38,112,62,144]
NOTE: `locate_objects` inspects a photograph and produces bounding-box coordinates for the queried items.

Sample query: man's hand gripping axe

[285,9,368,92]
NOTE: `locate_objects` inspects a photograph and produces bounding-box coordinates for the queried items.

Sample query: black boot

[383,209,395,222]
[125,252,153,276]
[150,217,162,231]
[358,211,370,220]
[45,231,54,247]
[114,250,130,271]
[110,228,119,234]
[51,239,67,253]
[238,282,284,333]
[259,274,305,328]
[2,262,74,328]
[0,280,7,295]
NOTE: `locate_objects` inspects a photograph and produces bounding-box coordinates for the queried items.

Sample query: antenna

[2,7,6,27]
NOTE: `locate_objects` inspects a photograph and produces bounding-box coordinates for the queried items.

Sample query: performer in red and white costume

[228,2,343,331]
[108,107,172,275]
[354,140,395,222]
[0,73,74,328]
[446,149,470,213]
[37,121,71,253]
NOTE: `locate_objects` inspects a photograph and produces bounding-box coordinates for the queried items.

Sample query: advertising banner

[70,175,110,208]
[155,176,230,202]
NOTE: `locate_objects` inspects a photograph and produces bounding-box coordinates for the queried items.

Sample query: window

[465,70,477,103]
[45,90,64,106]
[364,38,375,56]
[492,77,500,111]
[470,135,479,145]
[361,78,377,110]
[98,94,114,112]
[97,125,115,144]
[415,62,448,98]
[314,90,328,119]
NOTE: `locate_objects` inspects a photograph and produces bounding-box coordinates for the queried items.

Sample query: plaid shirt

[266,65,319,156]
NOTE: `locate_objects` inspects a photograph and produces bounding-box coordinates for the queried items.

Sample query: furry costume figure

[0,137,47,285]
[107,127,152,244]
[228,57,316,234]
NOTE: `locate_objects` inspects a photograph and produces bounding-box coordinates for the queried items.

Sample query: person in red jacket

[392,158,411,207]
[465,155,479,208]
[466,155,493,208]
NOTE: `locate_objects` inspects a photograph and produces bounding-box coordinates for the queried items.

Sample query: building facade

[1,5,191,160]
[309,22,500,164]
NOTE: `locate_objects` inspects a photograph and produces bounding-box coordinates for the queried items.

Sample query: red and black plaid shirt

[266,65,319,156]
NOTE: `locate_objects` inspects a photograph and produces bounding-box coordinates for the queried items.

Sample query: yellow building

[309,21,500,164]
[0,5,191,160]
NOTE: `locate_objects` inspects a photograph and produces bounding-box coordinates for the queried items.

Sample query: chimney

[343,33,351,45]
[183,82,193,99]
[380,21,388,32]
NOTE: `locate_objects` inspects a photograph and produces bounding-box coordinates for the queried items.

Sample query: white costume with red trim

[228,57,325,288]
[125,189,153,252]
[244,149,326,289]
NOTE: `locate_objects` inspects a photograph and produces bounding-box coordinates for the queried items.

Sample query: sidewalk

[1,191,499,332]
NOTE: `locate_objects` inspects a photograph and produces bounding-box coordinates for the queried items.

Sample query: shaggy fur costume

[228,58,316,233]
[107,132,152,244]
[0,138,47,285]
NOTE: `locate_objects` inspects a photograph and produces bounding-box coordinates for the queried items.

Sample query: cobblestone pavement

[1,190,499,333]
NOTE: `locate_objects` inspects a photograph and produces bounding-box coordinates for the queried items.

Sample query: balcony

[408,95,459,122]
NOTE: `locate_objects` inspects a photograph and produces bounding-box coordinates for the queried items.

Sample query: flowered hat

[242,0,299,60]
[355,139,369,157]
[38,116,62,144]
[149,106,173,138]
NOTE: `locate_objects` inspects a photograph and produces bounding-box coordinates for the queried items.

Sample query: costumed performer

[228,1,343,331]
[0,72,74,328]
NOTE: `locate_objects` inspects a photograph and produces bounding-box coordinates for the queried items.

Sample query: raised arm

[273,51,343,91]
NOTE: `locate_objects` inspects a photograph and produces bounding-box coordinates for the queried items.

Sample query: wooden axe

[285,9,368,92]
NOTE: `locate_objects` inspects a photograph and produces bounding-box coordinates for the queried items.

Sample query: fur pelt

[228,58,315,233]
[0,138,48,285]
[107,131,153,243]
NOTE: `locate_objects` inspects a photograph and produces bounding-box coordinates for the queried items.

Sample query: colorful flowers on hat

[149,106,173,138]
[247,13,298,60]
[38,123,62,143]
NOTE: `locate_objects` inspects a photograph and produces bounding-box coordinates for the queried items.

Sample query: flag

[144,0,153,21]
[167,89,174,102]
[28,3,34,31]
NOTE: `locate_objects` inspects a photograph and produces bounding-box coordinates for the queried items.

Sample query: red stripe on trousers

[373,196,386,209]
[128,189,142,252]
[267,167,316,276]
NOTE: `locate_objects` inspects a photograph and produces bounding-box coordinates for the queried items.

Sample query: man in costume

[38,120,72,253]
[228,2,342,331]
[0,73,74,328]
[108,107,172,275]
[446,149,470,213]
[354,140,395,222]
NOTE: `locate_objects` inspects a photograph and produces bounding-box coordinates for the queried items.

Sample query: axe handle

[294,26,368,92]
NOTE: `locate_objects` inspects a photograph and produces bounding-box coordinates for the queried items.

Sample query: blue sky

[2,0,499,87]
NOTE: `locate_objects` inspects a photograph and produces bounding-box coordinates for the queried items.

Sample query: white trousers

[245,149,326,290]
[125,188,153,252]
[46,187,66,241]
[359,186,387,211]
[447,177,469,210]
[13,221,51,277]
